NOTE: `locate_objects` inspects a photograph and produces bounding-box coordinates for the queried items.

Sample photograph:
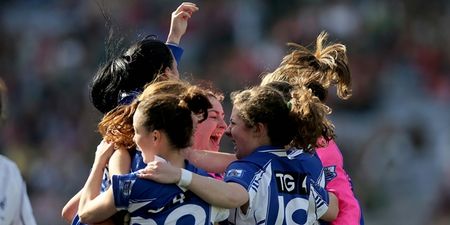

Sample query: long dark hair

[90,36,174,114]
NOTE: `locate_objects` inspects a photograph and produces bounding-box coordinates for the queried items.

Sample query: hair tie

[144,34,158,40]
[287,101,292,110]
[118,89,142,105]
[121,55,132,63]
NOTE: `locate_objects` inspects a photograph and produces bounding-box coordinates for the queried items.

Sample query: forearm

[61,190,81,222]
[184,172,248,208]
[78,161,108,222]
[166,33,181,45]
[77,152,129,223]
[188,149,236,174]
[321,192,339,221]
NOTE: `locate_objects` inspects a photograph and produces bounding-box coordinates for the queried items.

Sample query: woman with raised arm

[61,3,199,224]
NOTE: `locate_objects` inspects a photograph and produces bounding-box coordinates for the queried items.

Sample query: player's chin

[208,141,220,151]
[234,147,243,159]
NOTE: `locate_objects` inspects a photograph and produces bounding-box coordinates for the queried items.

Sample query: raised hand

[93,139,115,167]
[167,2,199,45]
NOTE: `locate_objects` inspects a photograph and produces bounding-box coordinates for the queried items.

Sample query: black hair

[90,37,174,114]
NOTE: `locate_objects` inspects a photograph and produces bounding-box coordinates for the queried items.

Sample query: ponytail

[98,102,138,149]
[313,31,351,99]
[262,81,335,152]
[260,31,351,100]
[288,85,334,151]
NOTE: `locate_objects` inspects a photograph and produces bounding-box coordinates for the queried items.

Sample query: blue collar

[253,145,285,152]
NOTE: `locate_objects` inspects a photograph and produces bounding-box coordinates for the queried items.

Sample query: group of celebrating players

[61,2,364,225]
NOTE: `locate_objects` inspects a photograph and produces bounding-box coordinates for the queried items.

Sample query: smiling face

[224,107,259,159]
[193,96,226,151]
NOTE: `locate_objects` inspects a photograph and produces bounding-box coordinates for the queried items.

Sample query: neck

[159,147,186,168]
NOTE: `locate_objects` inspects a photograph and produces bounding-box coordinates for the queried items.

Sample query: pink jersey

[316,139,362,225]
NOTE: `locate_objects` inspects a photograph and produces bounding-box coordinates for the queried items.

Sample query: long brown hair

[261,31,351,100]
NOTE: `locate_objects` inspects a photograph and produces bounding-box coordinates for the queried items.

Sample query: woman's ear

[152,130,161,144]
[252,122,268,138]
[161,67,178,80]
[158,70,170,81]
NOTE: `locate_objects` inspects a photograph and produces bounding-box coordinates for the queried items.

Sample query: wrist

[177,168,193,187]
[166,40,180,46]
[167,33,181,45]
[93,155,110,169]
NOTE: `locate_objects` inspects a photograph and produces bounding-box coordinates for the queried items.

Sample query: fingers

[173,2,199,16]
[136,169,153,179]
[137,173,151,179]
[174,11,192,20]
[97,139,115,153]
[138,161,159,174]
[136,162,160,179]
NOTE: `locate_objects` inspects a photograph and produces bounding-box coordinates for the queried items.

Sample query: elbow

[324,206,339,221]
[78,211,89,224]
[223,193,247,209]
[220,184,248,208]
[61,204,76,223]
[78,209,96,224]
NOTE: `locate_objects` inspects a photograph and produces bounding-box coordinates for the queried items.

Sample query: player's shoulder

[0,154,21,174]
[0,155,24,191]
[185,160,210,177]
[0,154,15,165]
[287,148,319,161]
[286,148,324,171]
[316,139,344,167]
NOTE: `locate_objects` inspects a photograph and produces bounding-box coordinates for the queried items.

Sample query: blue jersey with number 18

[112,160,228,225]
[224,146,329,225]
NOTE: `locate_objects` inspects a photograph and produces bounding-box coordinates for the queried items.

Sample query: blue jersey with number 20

[112,160,228,225]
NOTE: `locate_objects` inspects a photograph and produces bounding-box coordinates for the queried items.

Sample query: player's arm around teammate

[78,83,230,224]
[140,84,339,224]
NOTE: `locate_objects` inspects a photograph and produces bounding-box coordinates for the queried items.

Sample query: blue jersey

[71,149,145,225]
[112,160,228,225]
[224,146,329,225]
[100,149,144,192]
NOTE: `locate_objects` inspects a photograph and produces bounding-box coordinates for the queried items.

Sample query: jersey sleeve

[111,173,138,210]
[297,153,330,220]
[307,172,330,219]
[166,43,183,64]
[223,160,259,190]
[317,141,363,225]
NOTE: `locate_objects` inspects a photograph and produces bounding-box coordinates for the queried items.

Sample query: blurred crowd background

[0,0,449,224]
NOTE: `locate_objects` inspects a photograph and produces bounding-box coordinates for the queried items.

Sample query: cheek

[207,121,218,132]
[134,135,146,149]
[233,129,250,148]
[198,121,216,134]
